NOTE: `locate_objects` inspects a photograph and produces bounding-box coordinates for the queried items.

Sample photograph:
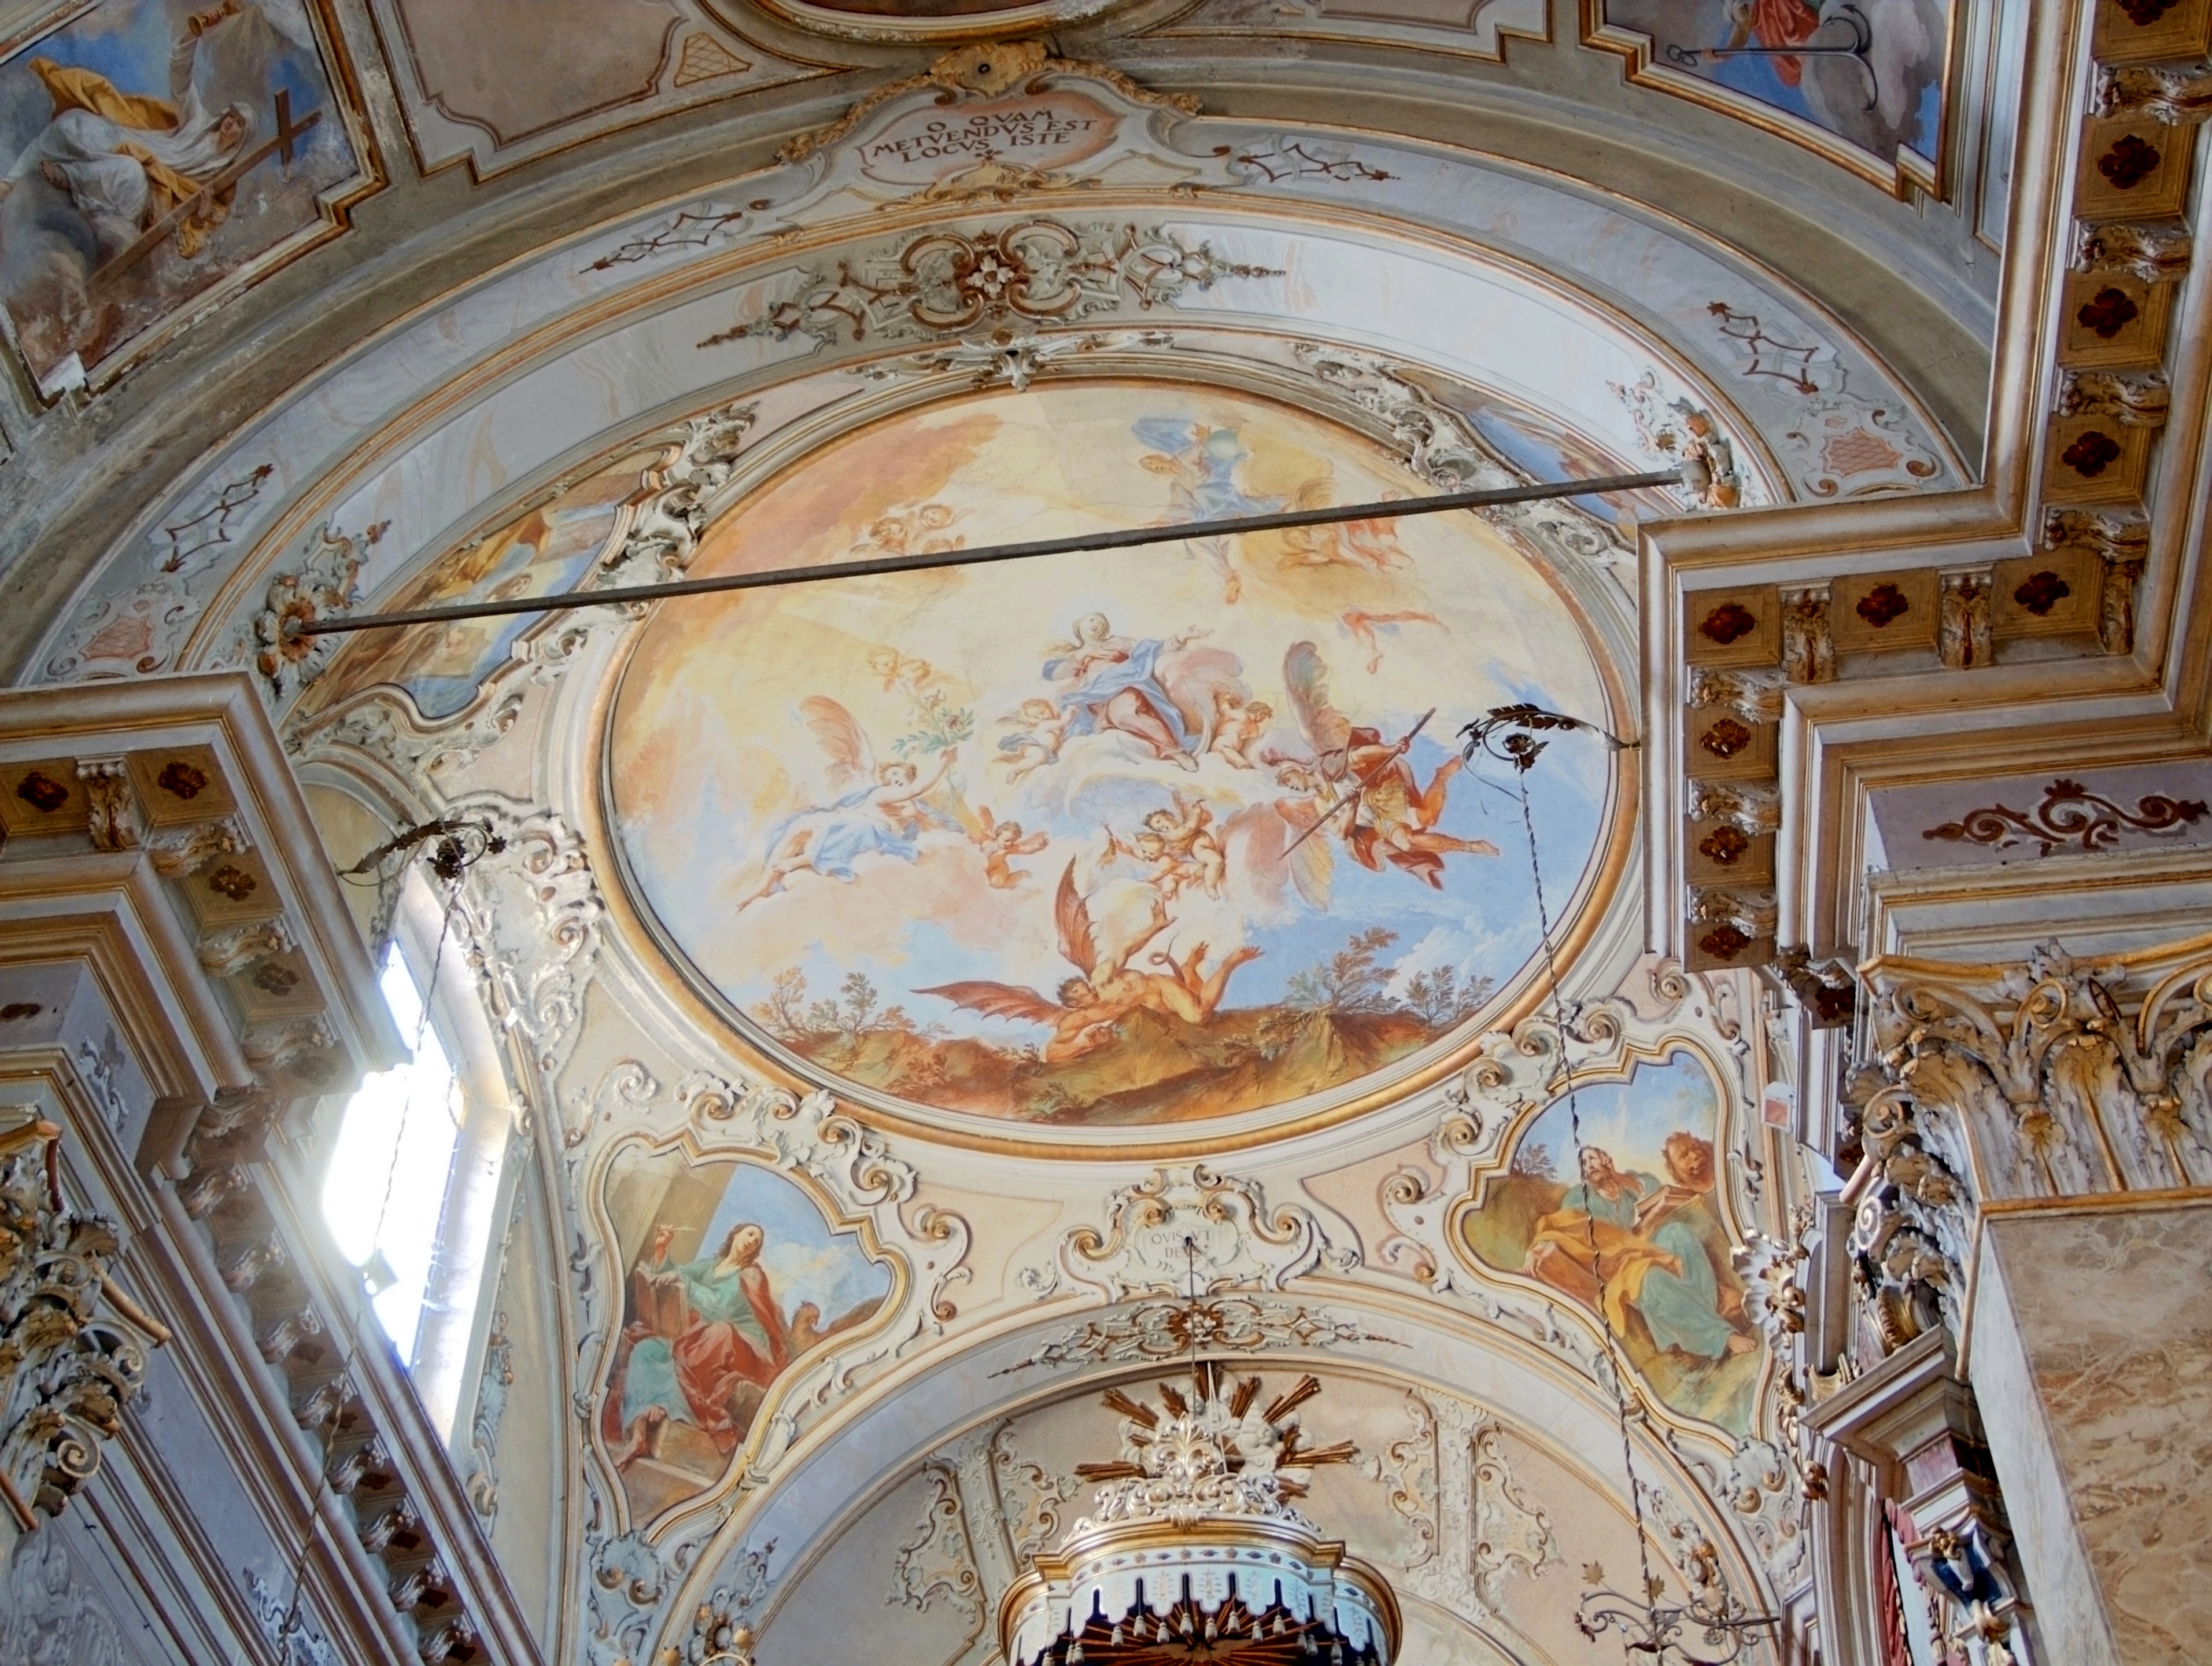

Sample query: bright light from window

[323,946,464,1365]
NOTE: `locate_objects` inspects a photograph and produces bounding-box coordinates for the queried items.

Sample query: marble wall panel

[1973,1200,2212,1666]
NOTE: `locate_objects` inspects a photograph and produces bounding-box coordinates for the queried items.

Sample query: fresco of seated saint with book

[598,1145,893,1522]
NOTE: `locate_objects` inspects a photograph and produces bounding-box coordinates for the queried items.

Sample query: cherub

[1335,499,1414,573]
[996,697,1075,782]
[738,696,959,909]
[919,863,1260,1060]
[1207,691,1273,770]
[1103,825,1196,904]
[864,646,936,695]
[970,805,1050,889]
[1276,485,1412,573]
[1143,791,1227,900]
[851,502,962,559]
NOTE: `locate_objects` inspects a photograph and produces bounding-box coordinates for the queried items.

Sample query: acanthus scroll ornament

[1375,1389,1558,1621]
[641,1537,775,1666]
[1025,1165,1356,1301]
[0,1117,159,1536]
[1849,939,2212,1358]
[600,402,758,581]
[1921,776,2209,856]
[697,220,1279,352]
[996,1293,1393,1375]
[1780,585,1834,684]
[2096,59,2212,123]
[462,808,604,1081]
[147,814,250,879]
[1937,569,1993,671]
[1687,668,1784,724]
[1295,347,1632,567]
[2072,219,2192,283]
[885,1464,985,1635]
[73,758,139,852]
[237,520,387,702]
[2055,366,2171,427]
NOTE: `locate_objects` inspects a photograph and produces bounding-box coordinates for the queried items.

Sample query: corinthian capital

[1845,937,2212,1355]
[1,1119,156,1539]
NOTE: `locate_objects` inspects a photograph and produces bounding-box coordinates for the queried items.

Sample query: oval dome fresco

[607,381,1623,1141]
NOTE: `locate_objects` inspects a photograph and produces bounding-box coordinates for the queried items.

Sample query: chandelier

[999,1364,1398,1666]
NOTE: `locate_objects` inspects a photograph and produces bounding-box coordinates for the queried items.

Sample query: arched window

[320,869,514,1441]
[323,943,461,1359]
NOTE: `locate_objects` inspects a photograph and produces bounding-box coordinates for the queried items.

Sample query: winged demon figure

[919,861,1259,1062]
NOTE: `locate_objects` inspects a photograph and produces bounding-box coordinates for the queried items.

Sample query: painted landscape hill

[752,927,1491,1125]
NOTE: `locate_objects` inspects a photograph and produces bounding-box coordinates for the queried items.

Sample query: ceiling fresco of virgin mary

[607,381,1619,1133]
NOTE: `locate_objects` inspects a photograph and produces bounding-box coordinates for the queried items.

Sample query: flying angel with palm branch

[737,695,959,910]
[1261,640,1497,898]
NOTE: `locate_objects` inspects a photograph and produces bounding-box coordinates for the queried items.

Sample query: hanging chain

[1491,734,1663,1648]
[1464,705,1775,1665]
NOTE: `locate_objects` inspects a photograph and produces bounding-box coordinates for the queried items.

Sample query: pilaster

[1830,931,2212,1666]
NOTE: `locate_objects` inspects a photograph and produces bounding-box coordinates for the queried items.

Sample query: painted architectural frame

[586,1127,909,1537]
[0,0,382,399]
[1583,0,1960,196]
[1387,1015,1776,1440]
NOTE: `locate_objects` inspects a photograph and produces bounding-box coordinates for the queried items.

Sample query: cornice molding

[0,675,540,1665]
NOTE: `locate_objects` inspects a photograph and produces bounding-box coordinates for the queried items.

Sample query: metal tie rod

[291,468,1685,639]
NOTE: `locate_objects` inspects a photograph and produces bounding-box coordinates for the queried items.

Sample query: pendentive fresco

[599,1145,894,1524]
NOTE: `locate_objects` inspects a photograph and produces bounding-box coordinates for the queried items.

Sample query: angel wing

[1271,794,1334,909]
[1054,858,1098,978]
[929,774,984,847]
[1282,642,1352,773]
[1224,800,1328,912]
[1162,643,1245,746]
[798,695,872,792]
[915,981,1063,1024]
[1277,475,1339,563]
